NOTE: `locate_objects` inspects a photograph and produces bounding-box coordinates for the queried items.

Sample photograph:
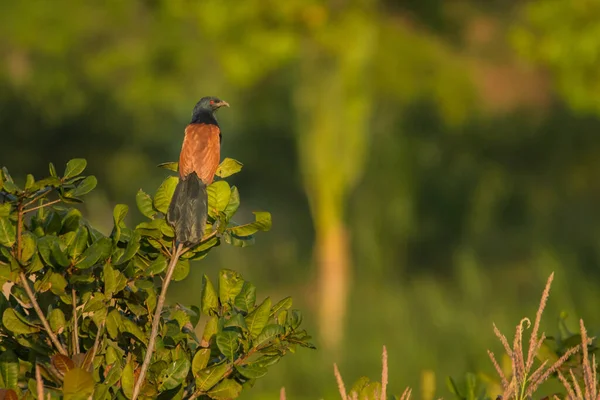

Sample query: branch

[35,363,44,400]
[23,199,61,214]
[71,288,79,355]
[22,187,53,209]
[18,270,68,355]
[131,242,185,400]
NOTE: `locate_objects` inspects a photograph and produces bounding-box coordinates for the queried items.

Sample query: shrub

[0,158,314,400]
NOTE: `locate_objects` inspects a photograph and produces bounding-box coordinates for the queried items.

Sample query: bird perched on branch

[167,96,229,246]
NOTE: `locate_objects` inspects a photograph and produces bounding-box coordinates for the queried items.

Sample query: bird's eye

[209,100,214,105]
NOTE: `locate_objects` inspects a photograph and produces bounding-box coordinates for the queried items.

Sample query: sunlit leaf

[2,308,39,334]
[154,176,178,214]
[245,297,271,339]
[159,357,190,391]
[228,211,272,237]
[207,378,242,399]
[215,158,243,178]
[219,269,244,305]
[157,161,178,172]
[136,189,156,219]
[63,159,87,179]
[207,181,231,219]
[0,217,15,248]
[235,363,268,379]
[234,282,256,313]
[201,274,219,316]
[216,331,240,361]
[195,363,229,392]
[71,175,97,196]
[0,350,18,389]
[192,349,211,377]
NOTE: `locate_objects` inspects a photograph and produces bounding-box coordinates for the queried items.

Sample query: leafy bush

[0,158,314,400]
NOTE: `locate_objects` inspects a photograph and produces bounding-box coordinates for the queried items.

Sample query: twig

[71,288,79,355]
[36,363,44,400]
[16,203,23,260]
[18,271,68,355]
[22,187,53,209]
[84,321,105,372]
[131,242,185,400]
[23,199,61,214]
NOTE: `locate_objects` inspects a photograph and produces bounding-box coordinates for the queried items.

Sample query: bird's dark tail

[166,172,207,247]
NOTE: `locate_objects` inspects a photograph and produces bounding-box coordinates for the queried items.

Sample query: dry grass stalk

[381,346,388,400]
[488,273,588,399]
[334,363,348,400]
[398,387,412,400]
[556,319,597,400]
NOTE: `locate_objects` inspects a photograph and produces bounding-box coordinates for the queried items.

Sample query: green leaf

[287,309,303,330]
[201,316,218,348]
[0,217,15,247]
[235,364,268,379]
[71,175,97,196]
[160,357,191,391]
[48,308,67,333]
[136,189,156,219]
[76,237,112,269]
[192,349,211,377]
[224,313,247,330]
[154,176,178,214]
[61,208,82,233]
[195,363,229,392]
[245,297,271,339]
[172,259,190,281]
[52,238,71,268]
[234,282,256,312]
[223,186,240,219]
[207,181,231,219]
[2,308,39,334]
[216,331,240,361]
[219,269,244,305]
[270,296,293,317]
[49,272,68,295]
[256,324,284,347]
[117,231,140,264]
[215,158,243,178]
[113,204,128,227]
[0,203,11,217]
[147,255,167,275]
[0,350,18,389]
[121,318,148,344]
[121,361,134,399]
[24,174,35,190]
[228,211,272,236]
[106,309,121,340]
[64,158,87,179]
[207,378,243,399]
[201,274,219,316]
[69,226,89,260]
[157,161,178,172]
[19,232,37,263]
[49,162,58,178]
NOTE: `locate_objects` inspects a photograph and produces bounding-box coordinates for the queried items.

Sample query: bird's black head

[191,96,229,124]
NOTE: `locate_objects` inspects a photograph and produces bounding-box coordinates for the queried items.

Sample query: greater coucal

[167,96,229,246]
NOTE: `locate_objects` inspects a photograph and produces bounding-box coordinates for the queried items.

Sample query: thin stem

[71,288,79,355]
[84,321,105,372]
[22,187,53,208]
[16,203,23,260]
[18,270,68,355]
[23,199,61,214]
[35,364,44,400]
[131,243,184,400]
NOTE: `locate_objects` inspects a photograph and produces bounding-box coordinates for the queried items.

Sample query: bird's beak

[216,100,230,108]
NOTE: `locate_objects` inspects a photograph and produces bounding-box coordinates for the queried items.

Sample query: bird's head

[193,96,230,115]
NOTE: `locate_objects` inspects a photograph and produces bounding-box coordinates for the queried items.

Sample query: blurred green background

[2,0,600,398]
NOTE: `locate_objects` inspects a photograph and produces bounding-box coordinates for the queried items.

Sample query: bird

[167,96,229,247]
